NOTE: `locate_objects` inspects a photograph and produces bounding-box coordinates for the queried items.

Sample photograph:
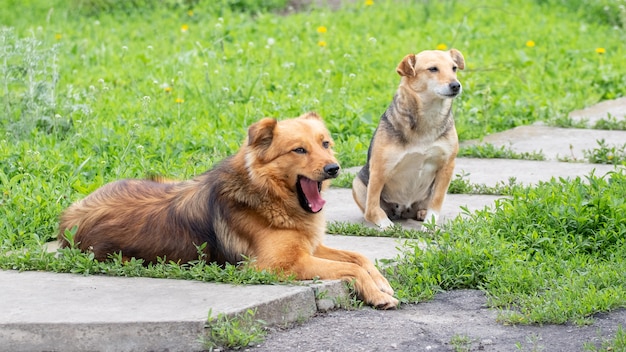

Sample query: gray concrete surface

[1,98,625,351]
[460,125,626,161]
[569,96,626,126]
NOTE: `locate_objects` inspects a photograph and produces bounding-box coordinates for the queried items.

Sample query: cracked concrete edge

[1,280,349,352]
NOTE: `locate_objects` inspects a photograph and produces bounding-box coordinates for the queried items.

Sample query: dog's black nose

[449,81,461,93]
[323,163,340,178]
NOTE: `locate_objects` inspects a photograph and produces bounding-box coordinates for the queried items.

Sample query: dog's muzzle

[297,163,340,213]
[444,81,462,97]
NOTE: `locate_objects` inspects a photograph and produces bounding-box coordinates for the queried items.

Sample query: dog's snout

[449,81,461,93]
[323,163,340,178]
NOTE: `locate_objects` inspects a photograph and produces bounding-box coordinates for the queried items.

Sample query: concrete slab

[569,97,626,126]
[323,187,503,230]
[0,270,326,352]
[460,125,626,161]
[454,158,620,187]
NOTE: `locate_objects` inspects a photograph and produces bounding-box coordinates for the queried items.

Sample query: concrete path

[1,98,625,351]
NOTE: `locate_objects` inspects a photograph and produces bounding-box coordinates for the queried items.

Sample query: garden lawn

[1,0,625,325]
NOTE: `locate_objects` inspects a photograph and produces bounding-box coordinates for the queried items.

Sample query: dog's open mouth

[296,176,325,213]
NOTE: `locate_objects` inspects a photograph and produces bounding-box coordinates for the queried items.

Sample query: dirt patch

[255,290,625,351]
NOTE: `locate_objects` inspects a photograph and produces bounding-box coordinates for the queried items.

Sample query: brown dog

[58,112,399,309]
[352,49,465,228]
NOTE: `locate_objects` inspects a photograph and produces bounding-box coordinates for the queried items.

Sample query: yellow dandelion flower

[175,98,184,103]
[317,26,327,34]
[318,41,327,47]
[595,47,606,54]
[365,0,374,5]
[55,33,62,40]
[526,40,535,48]
[436,43,447,50]
[187,10,194,16]
[164,87,172,93]
[181,24,189,32]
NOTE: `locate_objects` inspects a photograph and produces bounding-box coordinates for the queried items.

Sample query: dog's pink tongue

[301,178,325,212]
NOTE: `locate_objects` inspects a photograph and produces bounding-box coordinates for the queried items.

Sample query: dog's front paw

[423,209,439,225]
[367,268,395,296]
[377,218,394,229]
[371,292,399,310]
[417,209,439,224]
[365,208,394,229]
[376,277,395,296]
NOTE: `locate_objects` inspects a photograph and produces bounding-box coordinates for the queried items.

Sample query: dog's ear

[396,54,417,77]
[299,111,322,121]
[449,49,465,70]
[247,118,276,149]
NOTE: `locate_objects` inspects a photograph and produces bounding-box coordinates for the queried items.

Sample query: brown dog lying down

[58,112,399,309]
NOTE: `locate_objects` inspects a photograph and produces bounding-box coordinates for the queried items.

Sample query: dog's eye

[322,141,330,149]
[452,66,458,72]
[428,67,438,73]
[293,147,307,154]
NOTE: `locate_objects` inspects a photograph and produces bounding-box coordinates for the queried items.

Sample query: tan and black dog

[59,112,399,309]
[352,49,465,229]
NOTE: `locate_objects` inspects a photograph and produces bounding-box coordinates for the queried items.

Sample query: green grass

[458,144,545,161]
[584,139,626,165]
[385,170,626,325]
[1,0,626,340]
[200,308,267,351]
[583,325,626,352]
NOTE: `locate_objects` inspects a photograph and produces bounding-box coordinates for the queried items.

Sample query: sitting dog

[352,49,465,228]
[59,112,399,309]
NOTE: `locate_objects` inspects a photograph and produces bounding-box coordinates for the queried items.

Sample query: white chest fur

[381,140,452,206]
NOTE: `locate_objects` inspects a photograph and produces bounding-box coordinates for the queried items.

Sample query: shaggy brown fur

[58,112,398,309]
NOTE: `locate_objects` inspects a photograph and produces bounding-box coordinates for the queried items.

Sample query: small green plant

[450,334,473,352]
[458,143,545,161]
[327,221,427,239]
[583,325,626,351]
[514,333,542,352]
[1,27,73,138]
[335,279,365,310]
[448,171,525,195]
[583,139,626,165]
[331,171,355,189]
[201,308,267,351]
[593,114,626,130]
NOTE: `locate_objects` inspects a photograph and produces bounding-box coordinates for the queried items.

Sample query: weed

[583,325,626,351]
[458,144,545,161]
[336,279,365,310]
[387,170,626,324]
[593,114,626,130]
[450,334,473,352]
[201,308,267,351]
[331,171,355,189]
[583,139,626,165]
[448,171,525,195]
[327,221,427,239]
